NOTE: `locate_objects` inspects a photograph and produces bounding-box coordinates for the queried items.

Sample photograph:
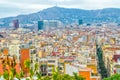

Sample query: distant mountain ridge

[0,6,120,26]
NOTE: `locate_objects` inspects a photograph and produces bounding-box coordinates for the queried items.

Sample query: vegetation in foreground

[0,59,85,80]
[104,74,120,80]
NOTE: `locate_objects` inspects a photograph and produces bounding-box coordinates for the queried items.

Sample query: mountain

[0,6,120,26]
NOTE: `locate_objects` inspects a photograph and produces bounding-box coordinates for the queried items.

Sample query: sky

[0,0,120,18]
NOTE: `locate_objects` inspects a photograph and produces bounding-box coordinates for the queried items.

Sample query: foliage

[104,74,120,80]
[24,59,31,69]
[51,67,85,80]
[36,72,42,80]
[1,59,85,80]
[42,76,51,80]
[73,72,85,80]
[3,70,9,80]
[96,46,108,78]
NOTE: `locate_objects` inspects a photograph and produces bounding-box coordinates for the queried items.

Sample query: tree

[36,72,42,80]
[2,55,17,80]
[42,76,51,80]
[3,70,9,80]
[16,70,24,80]
[61,74,74,80]
[73,73,85,80]
[2,60,85,80]
[24,60,40,80]
[96,46,108,78]
[51,67,85,80]
[104,74,120,80]
[24,59,31,69]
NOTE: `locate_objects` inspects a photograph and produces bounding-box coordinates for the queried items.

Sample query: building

[13,19,19,29]
[47,58,58,76]
[37,20,62,30]
[65,63,100,80]
[78,19,83,25]
[39,58,48,76]
[9,43,20,62]
[20,48,30,74]
[38,21,44,30]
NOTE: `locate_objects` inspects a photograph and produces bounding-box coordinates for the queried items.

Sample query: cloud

[0,0,120,9]
[0,0,120,18]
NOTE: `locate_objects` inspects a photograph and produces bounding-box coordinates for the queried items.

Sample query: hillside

[0,6,120,26]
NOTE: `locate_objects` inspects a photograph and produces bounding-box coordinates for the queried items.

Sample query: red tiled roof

[51,52,60,56]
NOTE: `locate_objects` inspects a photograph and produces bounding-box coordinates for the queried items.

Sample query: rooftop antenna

[55,3,58,7]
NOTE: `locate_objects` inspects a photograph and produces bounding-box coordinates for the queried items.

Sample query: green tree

[24,60,40,80]
[52,67,60,80]
[16,70,24,80]
[73,73,85,80]
[9,68,16,80]
[61,74,74,80]
[36,72,42,80]
[2,60,86,80]
[3,70,9,80]
[51,67,85,80]
[42,76,51,80]
[104,74,120,80]
[24,59,31,69]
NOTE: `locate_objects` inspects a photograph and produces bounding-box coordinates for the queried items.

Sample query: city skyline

[0,0,120,18]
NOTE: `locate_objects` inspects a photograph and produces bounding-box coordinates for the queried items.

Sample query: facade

[13,19,19,29]
[20,48,30,73]
[65,63,100,80]
[38,21,44,30]
[1,24,118,79]
[78,19,83,25]
[37,20,62,30]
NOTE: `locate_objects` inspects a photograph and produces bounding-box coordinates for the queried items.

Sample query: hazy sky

[0,0,120,18]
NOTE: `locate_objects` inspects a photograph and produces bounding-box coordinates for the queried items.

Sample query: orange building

[0,64,3,75]
[79,69,91,80]
[3,48,9,55]
[79,68,100,80]
[20,48,30,73]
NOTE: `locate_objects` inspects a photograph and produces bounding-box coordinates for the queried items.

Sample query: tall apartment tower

[78,19,83,25]
[20,48,30,73]
[13,19,19,29]
[38,21,44,30]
